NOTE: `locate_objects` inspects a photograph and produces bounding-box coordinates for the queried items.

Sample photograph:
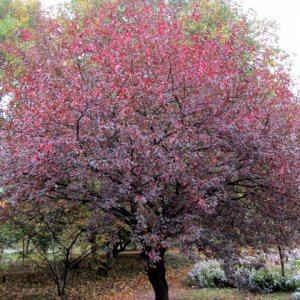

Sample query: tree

[0,0,40,40]
[0,0,42,114]
[7,199,107,297]
[1,1,299,299]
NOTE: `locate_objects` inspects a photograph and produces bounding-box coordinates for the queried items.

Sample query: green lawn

[188,288,292,300]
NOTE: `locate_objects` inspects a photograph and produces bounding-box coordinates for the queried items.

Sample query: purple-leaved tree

[1,1,299,299]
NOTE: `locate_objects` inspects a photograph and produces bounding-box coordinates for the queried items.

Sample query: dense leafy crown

[0,0,299,250]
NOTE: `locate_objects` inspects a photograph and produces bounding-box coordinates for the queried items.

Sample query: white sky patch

[0,94,12,118]
[238,0,300,83]
[40,0,66,9]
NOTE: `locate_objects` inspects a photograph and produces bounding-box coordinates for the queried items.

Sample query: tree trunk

[57,282,67,299]
[22,238,25,262]
[278,245,285,277]
[146,248,169,300]
[26,237,30,255]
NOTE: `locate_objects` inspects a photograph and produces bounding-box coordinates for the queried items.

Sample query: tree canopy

[0,1,299,299]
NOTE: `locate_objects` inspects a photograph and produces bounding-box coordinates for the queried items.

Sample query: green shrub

[245,269,300,293]
[187,260,300,293]
[273,276,300,293]
[187,260,227,288]
[250,269,277,293]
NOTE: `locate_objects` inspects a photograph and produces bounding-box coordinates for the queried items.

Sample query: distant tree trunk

[146,248,169,300]
[90,236,113,276]
[112,239,130,257]
[101,248,114,275]
[21,236,31,261]
[26,237,30,254]
[22,237,30,262]
[57,282,66,299]
[278,245,285,277]
[22,238,25,262]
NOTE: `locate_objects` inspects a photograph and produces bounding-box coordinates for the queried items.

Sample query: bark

[57,282,67,299]
[112,239,131,257]
[22,238,25,262]
[97,249,113,276]
[146,248,169,300]
[26,237,30,254]
[90,238,113,276]
[278,245,285,277]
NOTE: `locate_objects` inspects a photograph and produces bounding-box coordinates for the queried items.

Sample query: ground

[0,252,294,299]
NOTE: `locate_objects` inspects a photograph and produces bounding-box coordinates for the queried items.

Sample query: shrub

[250,269,278,293]
[242,269,300,293]
[238,255,266,270]
[187,259,300,293]
[232,267,256,291]
[292,292,300,300]
[294,271,300,281]
[273,276,300,293]
[187,260,227,288]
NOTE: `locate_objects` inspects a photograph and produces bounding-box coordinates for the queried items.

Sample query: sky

[40,0,300,82]
[238,0,300,82]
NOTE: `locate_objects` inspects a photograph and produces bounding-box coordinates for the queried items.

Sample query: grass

[0,251,21,268]
[188,288,292,300]
[293,260,300,268]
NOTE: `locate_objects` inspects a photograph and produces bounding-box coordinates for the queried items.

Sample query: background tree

[0,0,40,40]
[7,199,106,297]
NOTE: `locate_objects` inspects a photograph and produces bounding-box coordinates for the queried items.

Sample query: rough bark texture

[147,248,169,300]
[278,245,286,277]
[57,284,66,298]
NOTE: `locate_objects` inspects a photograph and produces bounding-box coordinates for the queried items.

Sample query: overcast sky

[239,0,300,83]
[40,0,300,83]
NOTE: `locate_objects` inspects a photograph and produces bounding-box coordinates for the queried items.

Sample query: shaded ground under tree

[0,251,295,299]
